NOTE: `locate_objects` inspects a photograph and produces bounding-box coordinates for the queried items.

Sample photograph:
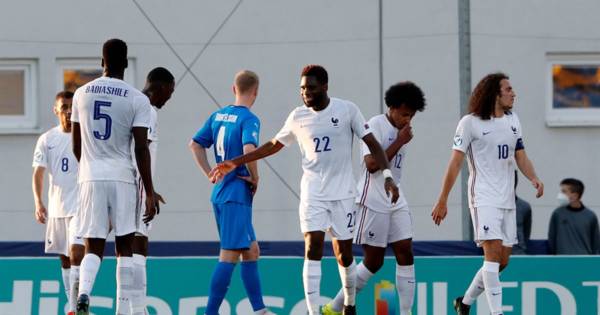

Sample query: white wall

[0,0,598,242]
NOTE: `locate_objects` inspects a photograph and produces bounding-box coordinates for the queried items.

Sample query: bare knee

[59,255,70,269]
[392,239,414,266]
[305,232,325,261]
[70,244,85,266]
[363,255,384,273]
[242,242,260,261]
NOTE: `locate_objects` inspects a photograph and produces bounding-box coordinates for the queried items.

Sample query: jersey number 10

[497,144,509,159]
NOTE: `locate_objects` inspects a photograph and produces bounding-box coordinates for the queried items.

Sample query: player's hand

[143,194,157,224]
[384,177,399,204]
[154,191,166,214]
[208,160,237,183]
[238,176,259,196]
[431,201,448,226]
[35,203,47,224]
[532,178,544,198]
[397,123,413,145]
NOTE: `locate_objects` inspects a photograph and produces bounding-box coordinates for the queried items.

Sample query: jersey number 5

[93,101,112,140]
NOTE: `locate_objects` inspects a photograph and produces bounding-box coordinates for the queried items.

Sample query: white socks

[61,268,71,310]
[462,268,485,305]
[302,260,321,315]
[482,261,503,315]
[69,266,80,312]
[331,261,373,312]
[337,260,357,306]
[116,256,134,315]
[396,264,415,315]
[78,254,101,297]
[131,254,147,315]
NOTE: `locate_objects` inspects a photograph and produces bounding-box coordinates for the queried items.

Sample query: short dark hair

[146,67,174,84]
[385,81,426,111]
[560,178,585,198]
[102,38,128,70]
[301,64,328,84]
[55,91,74,100]
[468,72,509,120]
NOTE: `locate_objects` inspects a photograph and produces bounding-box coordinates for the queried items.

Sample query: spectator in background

[513,172,532,255]
[548,178,600,255]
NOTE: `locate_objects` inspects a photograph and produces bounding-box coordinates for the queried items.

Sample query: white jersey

[452,112,524,209]
[32,126,78,217]
[275,97,370,201]
[71,76,151,184]
[133,105,158,176]
[356,114,408,213]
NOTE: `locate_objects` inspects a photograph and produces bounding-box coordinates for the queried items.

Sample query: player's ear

[232,85,237,95]
[124,59,128,69]
[101,58,104,68]
[324,83,329,92]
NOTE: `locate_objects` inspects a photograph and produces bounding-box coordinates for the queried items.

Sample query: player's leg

[304,231,325,315]
[131,235,148,315]
[391,239,415,315]
[206,202,244,315]
[329,199,359,315]
[59,254,72,311]
[112,181,140,315]
[68,215,85,314]
[389,210,416,315]
[77,182,110,314]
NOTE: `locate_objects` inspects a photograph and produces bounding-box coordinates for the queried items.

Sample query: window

[56,58,136,93]
[546,53,600,126]
[0,60,38,131]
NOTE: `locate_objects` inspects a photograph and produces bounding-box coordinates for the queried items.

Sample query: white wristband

[382,169,393,179]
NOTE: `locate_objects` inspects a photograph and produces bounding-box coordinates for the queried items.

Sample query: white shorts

[45,216,85,256]
[135,177,152,237]
[471,206,517,247]
[78,181,139,239]
[299,198,355,240]
[354,205,413,247]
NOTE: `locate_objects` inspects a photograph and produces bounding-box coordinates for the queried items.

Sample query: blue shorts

[212,202,256,250]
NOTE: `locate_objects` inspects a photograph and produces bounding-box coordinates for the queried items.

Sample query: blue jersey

[193,105,260,205]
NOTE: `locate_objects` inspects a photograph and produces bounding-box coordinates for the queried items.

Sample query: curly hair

[468,72,508,120]
[385,81,426,112]
[301,64,328,84]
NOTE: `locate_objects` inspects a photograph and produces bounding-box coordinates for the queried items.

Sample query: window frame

[0,59,38,133]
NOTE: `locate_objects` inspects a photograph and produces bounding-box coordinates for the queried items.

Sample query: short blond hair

[234,70,259,94]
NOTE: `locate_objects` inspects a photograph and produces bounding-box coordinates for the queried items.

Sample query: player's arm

[364,124,412,173]
[515,149,543,198]
[362,133,399,203]
[431,149,465,225]
[209,139,284,183]
[189,140,212,179]
[240,143,259,195]
[133,127,156,223]
[32,166,47,224]
[547,212,557,254]
[72,122,81,162]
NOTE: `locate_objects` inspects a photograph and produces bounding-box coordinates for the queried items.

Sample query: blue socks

[241,261,266,312]
[206,262,235,315]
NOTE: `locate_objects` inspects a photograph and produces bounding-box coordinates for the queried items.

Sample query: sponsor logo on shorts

[368,231,375,238]
[483,225,490,232]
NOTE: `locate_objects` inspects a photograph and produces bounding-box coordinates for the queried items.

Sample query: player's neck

[493,105,505,118]
[60,124,71,133]
[103,69,124,80]
[233,96,253,108]
[312,96,330,112]
[385,113,397,129]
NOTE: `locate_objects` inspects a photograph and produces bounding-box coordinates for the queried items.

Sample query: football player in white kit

[71,39,157,315]
[32,91,85,315]
[130,67,174,314]
[324,82,426,315]
[210,65,399,315]
[431,73,543,315]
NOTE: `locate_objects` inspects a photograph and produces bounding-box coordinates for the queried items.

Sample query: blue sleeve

[192,114,214,148]
[241,115,260,147]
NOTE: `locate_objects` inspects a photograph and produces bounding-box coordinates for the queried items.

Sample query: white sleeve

[147,109,158,142]
[132,95,152,128]
[360,117,381,157]
[452,115,473,153]
[32,135,47,168]
[348,101,370,139]
[71,91,80,123]
[274,110,297,146]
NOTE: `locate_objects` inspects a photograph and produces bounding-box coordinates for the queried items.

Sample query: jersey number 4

[216,126,226,161]
[93,101,112,140]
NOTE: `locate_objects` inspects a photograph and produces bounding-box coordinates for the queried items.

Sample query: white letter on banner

[236,296,285,313]
[417,282,427,315]
[0,281,32,314]
[433,282,447,314]
[39,280,60,315]
[146,296,172,315]
[582,282,600,312]
[179,297,230,315]
[522,282,576,314]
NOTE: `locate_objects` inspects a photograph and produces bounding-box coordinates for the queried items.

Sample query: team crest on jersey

[453,135,462,146]
[364,123,370,129]
[331,117,339,127]
[511,126,517,134]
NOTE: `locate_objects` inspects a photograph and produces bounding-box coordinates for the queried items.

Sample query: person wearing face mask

[548,178,600,255]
